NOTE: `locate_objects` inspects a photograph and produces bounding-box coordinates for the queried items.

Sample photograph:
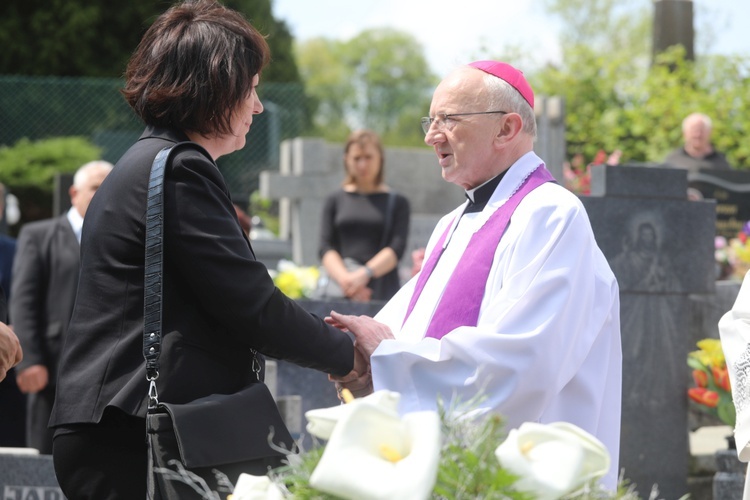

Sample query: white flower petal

[495,422,610,500]
[305,390,401,440]
[231,473,284,500]
[309,403,440,500]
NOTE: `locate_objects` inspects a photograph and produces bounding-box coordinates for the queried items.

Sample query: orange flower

[688,387,719,408]
[712,366,731,392]
[692,369,708,388]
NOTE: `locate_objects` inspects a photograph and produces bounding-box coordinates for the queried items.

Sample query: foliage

[0,136,101,188]
[249,191,280,237]
[0,0,303,87]
[0,136,102,226]
[527,0,750,170]
[295,28,436,146]
[687,339,735,427]
[231,392,646,500]
[433,412,530,499]
[0,0,158,77]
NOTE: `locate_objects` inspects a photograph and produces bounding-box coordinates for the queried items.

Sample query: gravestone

[582,164,716,499]
[0,451,65,499]
[687,169,750,238]
[713,448,746,500]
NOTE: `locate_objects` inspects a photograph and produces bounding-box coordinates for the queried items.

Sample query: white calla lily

[309,401,441,500]
[229,473,284,500]
[495,421,610,500]
[304,390,401,440]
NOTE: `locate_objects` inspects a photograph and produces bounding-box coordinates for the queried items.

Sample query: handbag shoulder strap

[142,143,262,408]
[379,191,397,249]
[143,146,173,406]
[143,143,200,405]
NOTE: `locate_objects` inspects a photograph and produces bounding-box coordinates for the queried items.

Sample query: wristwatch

[363,265,374,279]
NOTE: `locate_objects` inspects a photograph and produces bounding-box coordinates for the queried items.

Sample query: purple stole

[402,164,555,340]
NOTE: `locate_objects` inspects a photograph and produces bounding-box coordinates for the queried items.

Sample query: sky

[271,0,750,77]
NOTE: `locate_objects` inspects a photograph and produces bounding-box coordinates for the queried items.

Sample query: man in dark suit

[12,161,113,453]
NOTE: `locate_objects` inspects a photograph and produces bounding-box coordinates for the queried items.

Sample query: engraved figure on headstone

[612,218,681,404]
[611,221,678,293]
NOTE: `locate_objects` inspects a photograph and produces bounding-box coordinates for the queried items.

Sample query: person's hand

[349,286,372,302]
[329,336,370,382]
[340,268,371,299]
[329,311,394,359]
[330,369,373,399]
[16,364,49,394]
[0,322,22,382]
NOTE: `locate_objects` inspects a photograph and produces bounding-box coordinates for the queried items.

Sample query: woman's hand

[340,267,371,300]
[0,323,22,382]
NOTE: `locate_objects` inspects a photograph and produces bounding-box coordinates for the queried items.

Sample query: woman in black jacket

[49,2,366,498]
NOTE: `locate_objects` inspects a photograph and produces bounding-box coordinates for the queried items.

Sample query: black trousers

[52,408,147,500]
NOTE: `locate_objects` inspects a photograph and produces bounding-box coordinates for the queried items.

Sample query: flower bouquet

[715,221,750,281]
[270,259,320,299]
[687,338,735,427]
[229,391,642,500]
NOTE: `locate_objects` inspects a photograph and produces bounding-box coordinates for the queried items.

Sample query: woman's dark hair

[343,129,385,186]
[121,0,270,136]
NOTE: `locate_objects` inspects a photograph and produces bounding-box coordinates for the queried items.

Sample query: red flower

[688,387,720,408]
[712,366,731,392]
[692,369,708,388]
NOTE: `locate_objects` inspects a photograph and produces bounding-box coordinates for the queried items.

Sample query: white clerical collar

[66,206,84,243]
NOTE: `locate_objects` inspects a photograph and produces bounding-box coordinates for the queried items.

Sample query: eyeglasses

[420,111,509,135]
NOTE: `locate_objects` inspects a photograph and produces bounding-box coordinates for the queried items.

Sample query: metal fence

[0,75,308,204]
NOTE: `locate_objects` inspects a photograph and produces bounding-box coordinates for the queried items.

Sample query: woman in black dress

[319,130,410,301]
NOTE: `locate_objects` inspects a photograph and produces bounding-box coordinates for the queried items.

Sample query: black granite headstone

[0,453,65,499]
[713,449,745,500]
[582,165,716,499]
[688,169,750,238]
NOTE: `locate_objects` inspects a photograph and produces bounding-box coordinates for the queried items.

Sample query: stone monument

[582,164,716,498]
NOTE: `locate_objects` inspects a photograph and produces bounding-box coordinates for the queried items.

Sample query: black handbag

[143,146,295,500]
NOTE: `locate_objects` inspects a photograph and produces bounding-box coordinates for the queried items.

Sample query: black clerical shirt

[463,170,508,214]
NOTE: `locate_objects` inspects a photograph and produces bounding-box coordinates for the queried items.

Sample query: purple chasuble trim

[402,164,555,339]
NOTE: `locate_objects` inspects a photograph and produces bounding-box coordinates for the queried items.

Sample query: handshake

[324,311,395,400]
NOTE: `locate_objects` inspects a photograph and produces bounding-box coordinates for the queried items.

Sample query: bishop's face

[424,68,502,190]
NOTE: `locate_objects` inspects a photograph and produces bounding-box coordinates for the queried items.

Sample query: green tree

[0,0,302,85]
[0,136,102,224]
[296,28,436,146]
[0,0,160,77]
[524,0,750,169]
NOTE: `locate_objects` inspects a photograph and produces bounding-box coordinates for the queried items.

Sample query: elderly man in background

[664,112,732,173]
[330,61,622,489]
[12,160,113,453]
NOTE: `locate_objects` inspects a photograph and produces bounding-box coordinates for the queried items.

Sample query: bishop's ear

[494,112,524,145]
